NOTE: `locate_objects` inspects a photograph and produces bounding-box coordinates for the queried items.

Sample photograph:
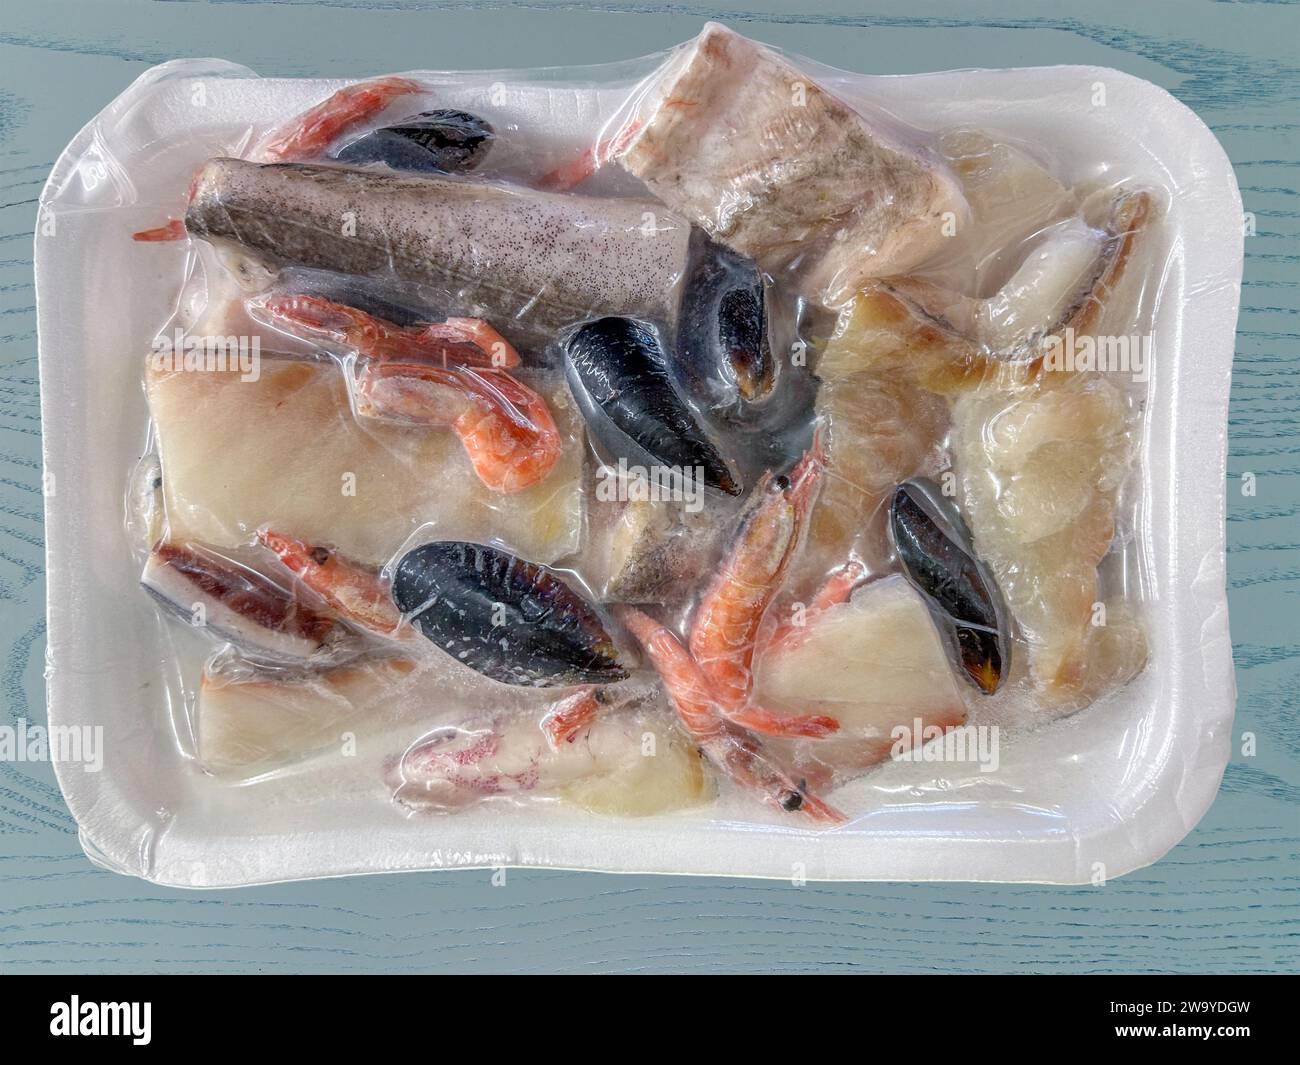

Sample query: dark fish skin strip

[151,541,337,643]
[564,317,741,496]
[392,541,628,687]
[184,158,689,342]
[890,480,1009,693]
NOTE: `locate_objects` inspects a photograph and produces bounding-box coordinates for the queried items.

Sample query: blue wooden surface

[2,0,1297,974]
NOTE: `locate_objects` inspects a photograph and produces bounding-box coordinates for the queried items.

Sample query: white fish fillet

[756,576,969,778]
[617,22,967,306]
[145,356,584,566]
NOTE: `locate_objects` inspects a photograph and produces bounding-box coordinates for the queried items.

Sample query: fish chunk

[951,376,1147,705]
[792,374,947,592]
[185,158,692,346]
[145,356,584,566]
[755,576,969,778]
[616,22,967,305]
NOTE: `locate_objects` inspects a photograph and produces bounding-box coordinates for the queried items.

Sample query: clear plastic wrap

[36,23,1242,884]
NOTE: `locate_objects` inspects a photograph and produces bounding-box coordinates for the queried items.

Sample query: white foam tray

[36,40,1241,885]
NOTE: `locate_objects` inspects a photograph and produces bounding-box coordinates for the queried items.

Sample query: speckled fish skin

[185,158,692,342]
[392,541,629,687]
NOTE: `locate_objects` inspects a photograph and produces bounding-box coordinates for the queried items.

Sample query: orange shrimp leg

[257,528,409,640]
[253,293,521,368]
[258,76,423,162]
[763,558,868,654]
[536,120,642,191]
[132,218,187,242]
[541,687,606,747]
[688,434,835,736]
[617,606,845,824]
[356,362,561,493]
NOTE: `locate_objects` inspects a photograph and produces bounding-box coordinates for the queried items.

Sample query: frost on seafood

[615,22,968,305]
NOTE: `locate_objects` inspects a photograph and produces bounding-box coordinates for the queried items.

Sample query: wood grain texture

[2,0,1297,974]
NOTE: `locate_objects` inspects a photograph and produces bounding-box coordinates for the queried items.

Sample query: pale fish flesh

[951,375,1147,705]
[755,576,969,781]
[145,355,584,567]
[616,22,968,306]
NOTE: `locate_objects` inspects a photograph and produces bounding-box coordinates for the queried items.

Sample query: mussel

[334,109,494,173]
[392,541,629,687]
[563,317,741,496]
[889,479,1010,694]
[676,229,774,410]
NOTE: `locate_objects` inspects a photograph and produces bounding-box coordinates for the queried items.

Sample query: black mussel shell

[392,541,628,687]
[890,479,1010,694]
[677,229,774,409]
[334,109,494,174]
[564,316,742,496]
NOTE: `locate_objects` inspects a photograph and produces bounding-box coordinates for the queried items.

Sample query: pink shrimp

[541,687,605,747]
[536,120,642,191]
[688,437,838,738]
[258,76,423,162]
[256,528,409,640]
[356,362,561,493]
[762,558,869,655]
[253,293,521,368]
[616,606,845,824]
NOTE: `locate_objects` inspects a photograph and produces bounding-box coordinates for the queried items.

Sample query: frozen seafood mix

[127,23,1165,828]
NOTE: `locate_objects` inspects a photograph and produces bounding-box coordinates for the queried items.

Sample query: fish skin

[184,158,692,343]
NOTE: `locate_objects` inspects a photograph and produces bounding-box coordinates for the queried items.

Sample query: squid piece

[141,540,360,665]
[615,22,968,305]
[386,698,713,816]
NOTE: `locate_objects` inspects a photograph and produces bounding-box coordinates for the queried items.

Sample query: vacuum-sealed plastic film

[38,21,1242,883]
